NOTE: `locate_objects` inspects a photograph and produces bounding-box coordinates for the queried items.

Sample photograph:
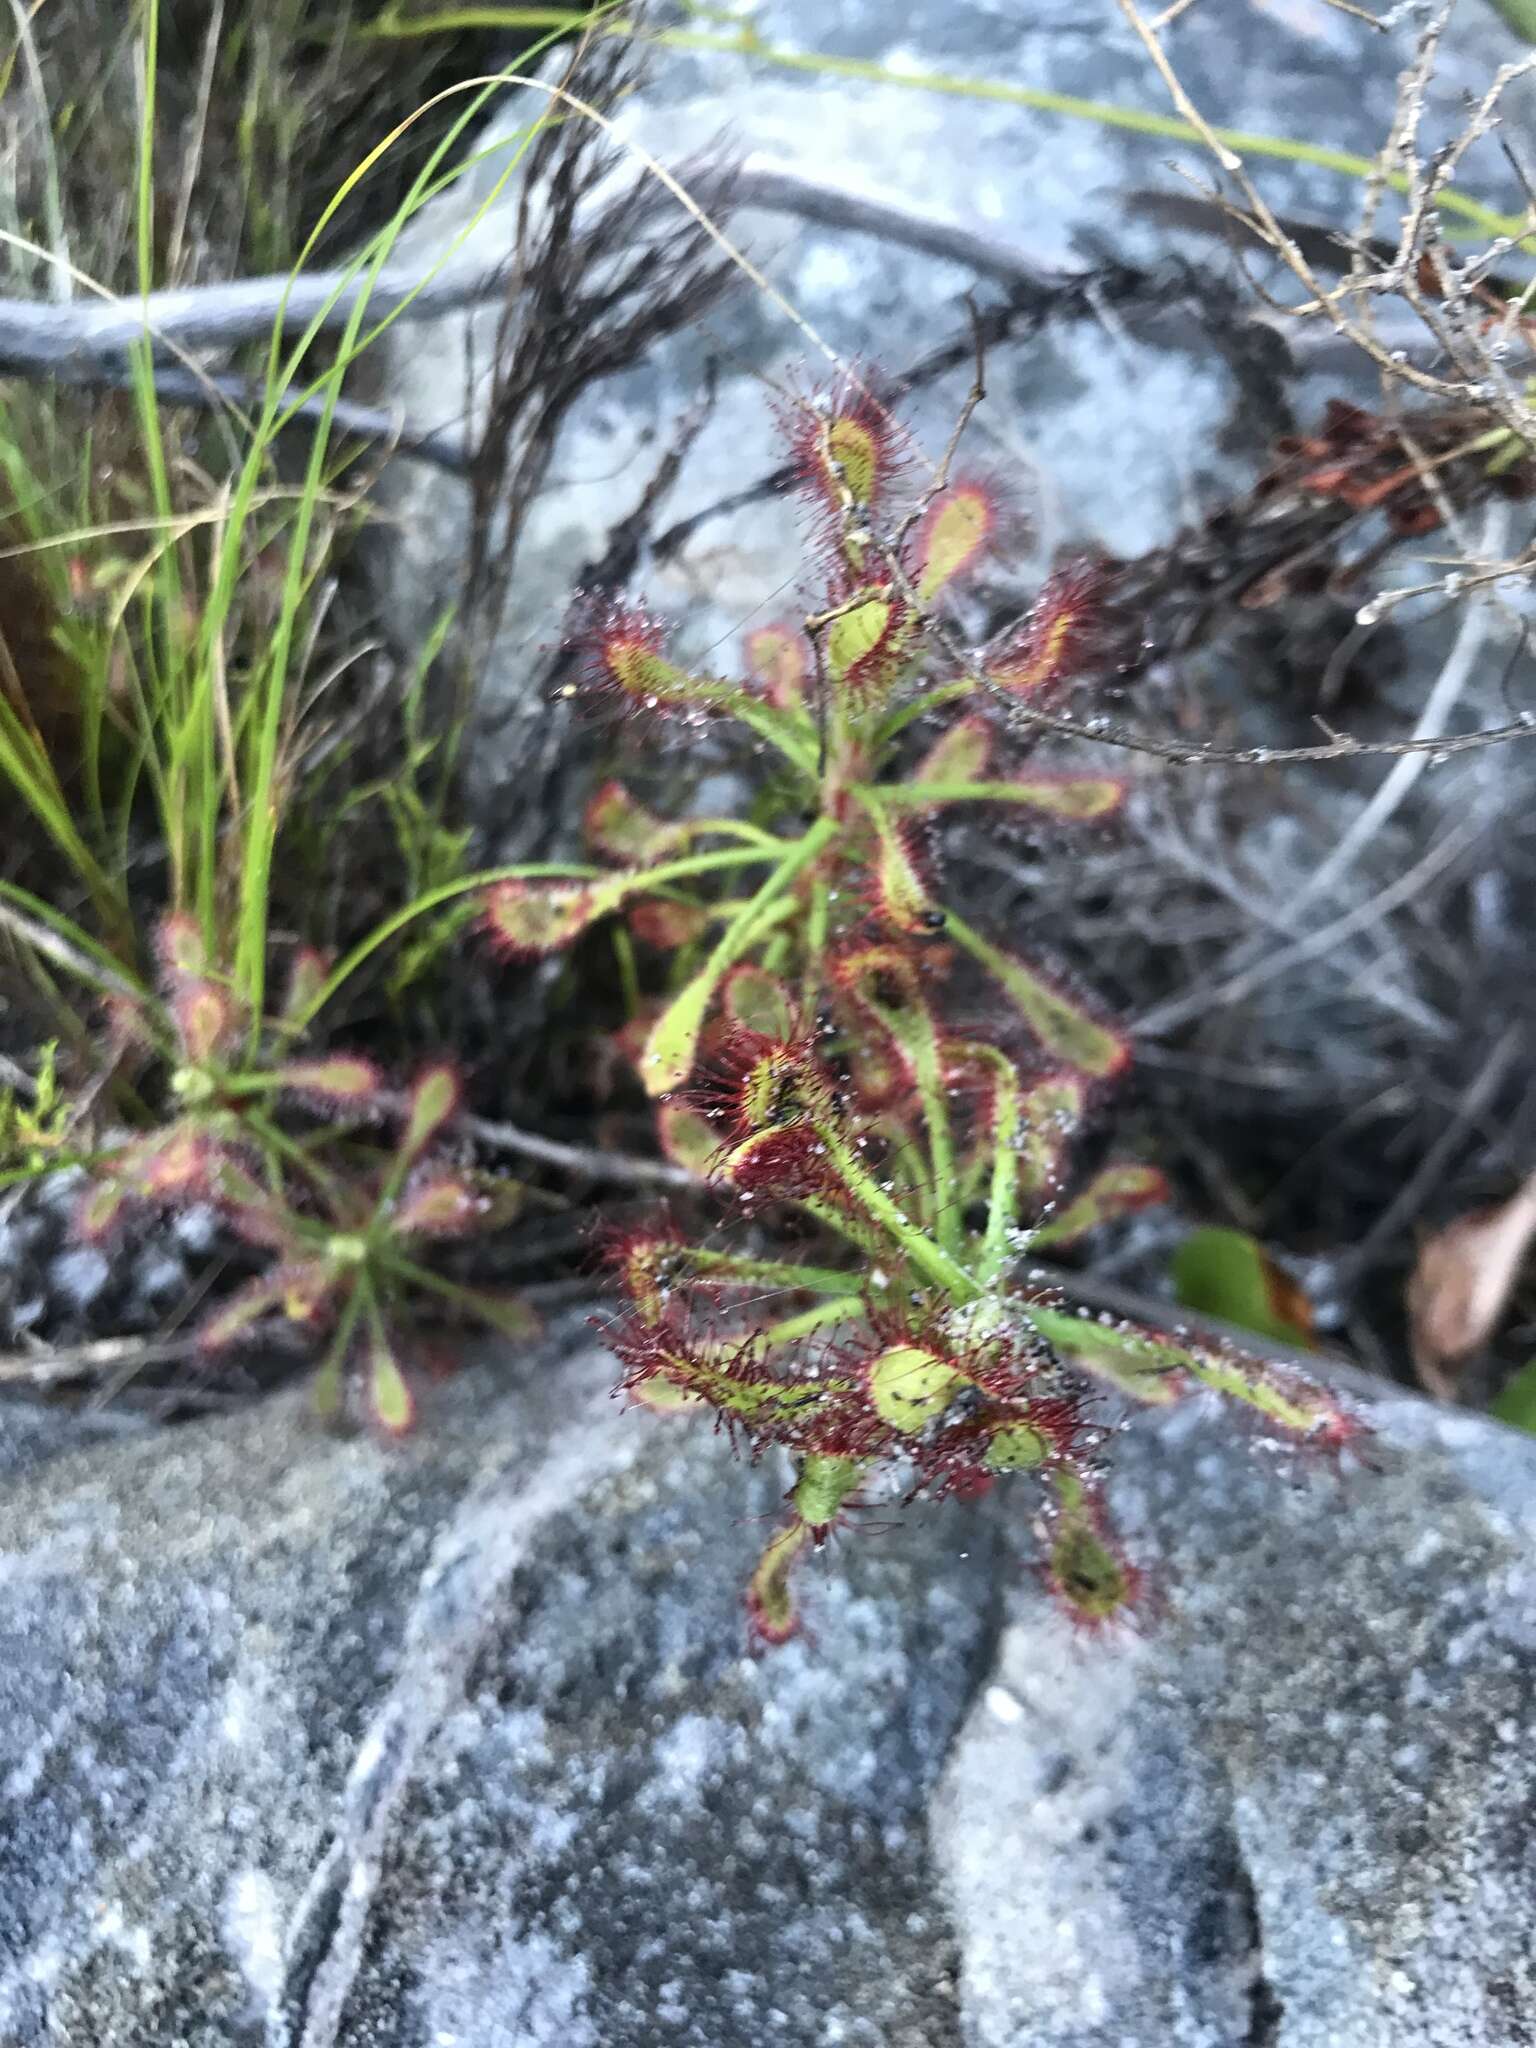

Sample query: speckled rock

[935,1391,1536,2048]
[0,1318,1532,2046]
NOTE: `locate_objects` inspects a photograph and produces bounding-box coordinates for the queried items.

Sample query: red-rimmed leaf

[744,623,810,710]
[782,379,907,532]
[155,912,204,986]
[583,780,674,864]
[657,1102,718,1176]
[825,586,915,709]
[1032,1163,1168,1248]
[612,1229,687,1325]
[831,943,941,1073]
[838,1010,916,1110]
[719,1123,843,1202]
[202,1258,332,1348]
[278,1260,336,1326]
[867,1343,964,1433]
[119,1123,217,1201]
[280,945,332,1023]
[585,600,740,715]
[990,558,1105,698]
[948,918,1127,1079]
[866,808,940,935]
[173,982,237,1066]
[994,773,1125,821]
[628,898,711,949]
[480,874,635,961]
[1042,1497,1145,1631]
[272,1054,384,1108]
[630,1375,709,1417]
[399,1063,461,1169]
[1018,1074,1087,1198]
[391,1173,490,1238]
[913,713,994,785]
[883,773,1125,821]
[723,965,797,1042]
[1026,1304,1191,1405]
[912,482,996,602]
[746,1517,813,1644]
[367,1332,416,1434]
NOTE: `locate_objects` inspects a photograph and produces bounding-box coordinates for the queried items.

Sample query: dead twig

[465,1112,703,1192]
[0,1332,202,1387]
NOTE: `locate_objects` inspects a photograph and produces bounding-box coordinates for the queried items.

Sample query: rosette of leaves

[75,915,388,1239]
[71,918,532,1429]
[200,1064,535,1430]
[478,374,1129,1107]
[606,996,1356,1641]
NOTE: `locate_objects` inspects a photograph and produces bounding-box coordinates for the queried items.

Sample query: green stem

[642,818,837,1095]
[682,1248,858,1295]
[312,1276,369,1420]
[877,680,976,746]
[800,873,829,1016]
[814,1116,979,1302]
[293,845,770,1031]
[748,1294,867,1351]
[971,1047,1023,1288]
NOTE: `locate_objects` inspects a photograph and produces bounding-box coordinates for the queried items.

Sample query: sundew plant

[481,374,1359,1640]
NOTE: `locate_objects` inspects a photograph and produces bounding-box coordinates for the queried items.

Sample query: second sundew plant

[68,911,535,1429]
[482,374,1360,1639]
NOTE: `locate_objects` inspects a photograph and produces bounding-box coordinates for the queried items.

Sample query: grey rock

[0,1398,147,1483]
[0,1317,1532,2045]
[0,1319,995,2048]
[936,1392,1536,2048]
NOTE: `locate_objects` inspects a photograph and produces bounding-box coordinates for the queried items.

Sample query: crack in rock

[274,1396,639,2048]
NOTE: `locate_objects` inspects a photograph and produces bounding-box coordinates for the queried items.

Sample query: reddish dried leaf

[1407,1173,1536,1398]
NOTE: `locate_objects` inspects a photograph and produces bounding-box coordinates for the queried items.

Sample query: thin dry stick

[4,0,72,302]
[166,0,225,280]
[465,1112,704,1192]
[0,1332,202,1387]
[1286,503,1509,911]
[1134,810,1485,1037]
[0,899,142,1002]
[1341,1023,1523,1278]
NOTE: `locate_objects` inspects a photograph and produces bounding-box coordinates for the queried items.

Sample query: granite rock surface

[0,1320,1531,2046]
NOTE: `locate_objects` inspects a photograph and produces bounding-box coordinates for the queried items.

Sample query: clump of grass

[0,3,603,1405]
